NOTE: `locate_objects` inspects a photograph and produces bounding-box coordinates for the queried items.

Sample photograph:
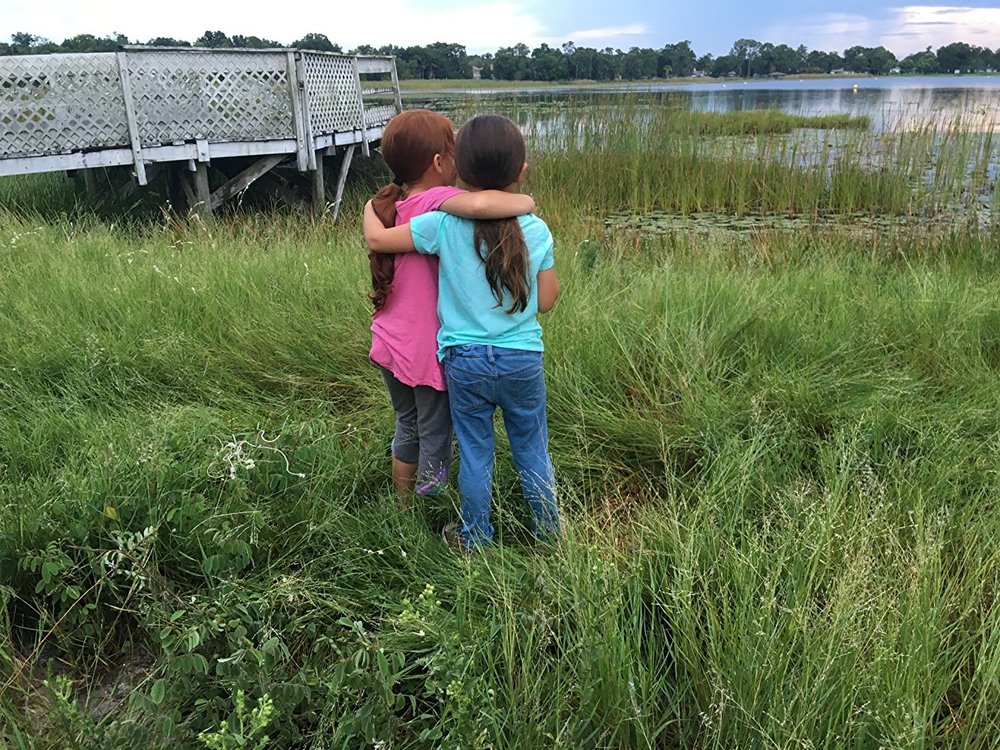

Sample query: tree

[531,43,568,81]
[843,45,896,74]
[493,43,531,80]
[231,35,281,49]
[709,54,739,77]
[428,42,468,79]
[11,32,39,52]
[602,47,625,79]
[291,33,340,52]
[195,30,233,48]
[750,42,775,75]
[593,49,618,80]
[60,34,125,52]
[659,40,696,78]
[567,45,597,79]
[805,49,842,73]
[9,32,58,54]
[900,48,938,74]
[621,47,657,79]
[768,44,803,74]
[869,46,898,74]
[146,37,192,48]
[936,42,986,73]
[730,38,762,77]
[397,42,467,79]
[469,52,495,79]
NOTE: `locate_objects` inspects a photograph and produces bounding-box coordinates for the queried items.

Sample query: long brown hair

[369,109,455,311]
[455,114,529,314]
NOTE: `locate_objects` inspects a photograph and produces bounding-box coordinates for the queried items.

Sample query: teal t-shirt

[409,211,555,360]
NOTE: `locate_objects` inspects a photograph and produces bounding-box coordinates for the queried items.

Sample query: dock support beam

[208,154,286,212]
[331,144,355,223]
[82,168,99,197]
[311,150,326,213]
[194,162,212,217]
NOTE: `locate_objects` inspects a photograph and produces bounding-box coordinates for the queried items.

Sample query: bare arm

[438,190,535,219]
[363,200,416,254]
[537,268,560,313]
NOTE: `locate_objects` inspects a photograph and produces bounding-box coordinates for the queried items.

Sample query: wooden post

[287,51,310,172]
[390,58,403,114]
[312,150,326,213]
[352,58,370,158]
[331,144,355,223]
[180,171,197,209]
[83,169,99,197]
[115,51,148,186]
[193,162,212,217]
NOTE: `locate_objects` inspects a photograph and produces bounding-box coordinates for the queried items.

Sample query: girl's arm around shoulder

[537,268,559,313]
[533,216,558,313]
[363,200,416,254]
[438,190,535,219]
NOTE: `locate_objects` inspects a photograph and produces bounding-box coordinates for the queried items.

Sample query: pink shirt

[369,185,462,390]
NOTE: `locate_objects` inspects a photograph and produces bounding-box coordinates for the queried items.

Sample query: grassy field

[1,105,999,749]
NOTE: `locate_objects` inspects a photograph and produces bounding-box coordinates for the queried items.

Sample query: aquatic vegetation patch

[668,109,871,135]
[604,209,988,238]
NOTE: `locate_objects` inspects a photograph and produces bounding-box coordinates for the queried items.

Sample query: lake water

[412,75,1000,131]
[408,75,1000,227]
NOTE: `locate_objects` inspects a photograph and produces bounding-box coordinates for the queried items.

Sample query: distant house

[767,71,785,79]
[472,65,482,80]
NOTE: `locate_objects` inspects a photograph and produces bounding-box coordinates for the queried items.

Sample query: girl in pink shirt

[368,109,534,497]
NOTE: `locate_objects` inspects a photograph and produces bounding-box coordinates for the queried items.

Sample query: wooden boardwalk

[0,47,402,217]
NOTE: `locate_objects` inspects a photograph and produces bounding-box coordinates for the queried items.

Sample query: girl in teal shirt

[363,114,561,551]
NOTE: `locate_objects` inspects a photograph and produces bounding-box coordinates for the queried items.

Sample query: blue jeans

[443,344,559,547]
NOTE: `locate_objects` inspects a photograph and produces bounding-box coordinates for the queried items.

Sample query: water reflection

[410,76,1000,132]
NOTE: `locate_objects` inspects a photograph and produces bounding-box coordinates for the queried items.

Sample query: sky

[4,1,1000,58]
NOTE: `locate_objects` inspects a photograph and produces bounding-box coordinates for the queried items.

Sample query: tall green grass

[0,172,81,216]
[1,106,999,748]
[449,96,996,221]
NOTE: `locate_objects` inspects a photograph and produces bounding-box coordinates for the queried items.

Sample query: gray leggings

[380,367,453,494]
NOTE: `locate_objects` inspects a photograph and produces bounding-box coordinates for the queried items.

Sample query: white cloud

[2,0,548,52]
[351,1,549,52]
[765,13,876,52]
[564,24,649,42]
[884,6,1000,53]
[765,5,1000,57]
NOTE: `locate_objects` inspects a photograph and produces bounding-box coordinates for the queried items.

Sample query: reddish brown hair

[369,109,455,311]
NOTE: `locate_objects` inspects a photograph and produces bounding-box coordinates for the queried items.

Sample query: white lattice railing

[126,49,295,145]
[0,53,129,157]
[0,48,400,172]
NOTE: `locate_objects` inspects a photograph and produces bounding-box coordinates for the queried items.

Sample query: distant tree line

[3,31,998,80]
